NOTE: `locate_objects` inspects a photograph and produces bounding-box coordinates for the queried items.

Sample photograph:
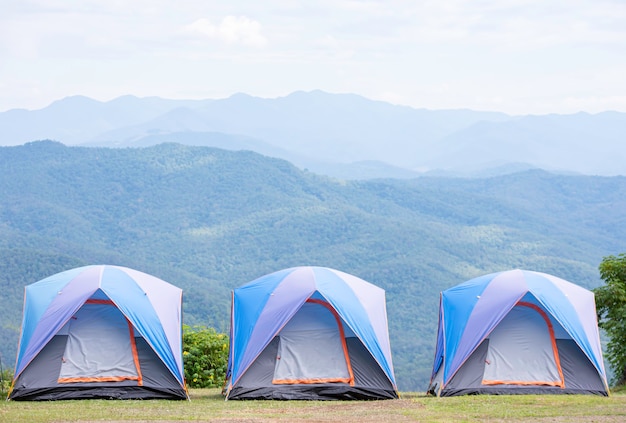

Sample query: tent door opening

[272,299,354,385]
[57,300,143,384]
[482,301,564,387]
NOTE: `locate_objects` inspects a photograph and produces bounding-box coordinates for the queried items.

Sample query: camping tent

[428,269,609,396]
[9,265,188,400]
[224,266,398,400]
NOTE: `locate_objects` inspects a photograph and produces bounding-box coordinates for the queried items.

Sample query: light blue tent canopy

[10,265,187,400]
[225,266,398,400]
[428,269,609,396]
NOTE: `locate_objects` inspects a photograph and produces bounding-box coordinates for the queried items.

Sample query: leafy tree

[594,253,626,385]
[182,325,229,389]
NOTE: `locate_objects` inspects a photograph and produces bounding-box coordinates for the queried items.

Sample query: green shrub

[0,367,13,399]
[182,325,229,389]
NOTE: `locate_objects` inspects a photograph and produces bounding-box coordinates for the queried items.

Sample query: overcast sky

[1,0,626,114]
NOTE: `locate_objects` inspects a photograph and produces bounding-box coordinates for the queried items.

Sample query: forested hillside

[1,141,625,391]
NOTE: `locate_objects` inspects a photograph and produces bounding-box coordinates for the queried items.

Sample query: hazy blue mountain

[2,90,625,177]
[87,107,218,146]
[423,112,626,175]
[305,160,423,180]
[421,162,542,178]
[1,141,625,390]
[0,95,213,145]
[85,90,511,170]
[180,91,511,168]
[90,130,424,180]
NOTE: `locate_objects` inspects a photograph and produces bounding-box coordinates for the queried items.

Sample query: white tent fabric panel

[273,302,350,383]
[58,303,139,382]
[483,304,563,386]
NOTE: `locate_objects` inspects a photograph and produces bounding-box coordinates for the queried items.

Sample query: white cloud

[184,16,267,47]
[1,0,626,113]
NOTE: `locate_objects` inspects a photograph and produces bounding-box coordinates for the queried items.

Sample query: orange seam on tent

[517,301,565,389]
[305,298,355,386]
[440,291,530,393]
[436,293,448,395]
[273,377,353,385]
[56,305,144,386]
[481,301,565,389]
[127,318,143,386]
[482,379,564,387]
[58,376,139,383]
[224,290,235,397]
[86,299,144,387]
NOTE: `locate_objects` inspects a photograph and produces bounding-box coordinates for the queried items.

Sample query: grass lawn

[2,389,626,422]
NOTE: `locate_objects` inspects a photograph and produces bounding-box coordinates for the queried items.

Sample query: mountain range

[1,141,625,391]
[2,90,626,178]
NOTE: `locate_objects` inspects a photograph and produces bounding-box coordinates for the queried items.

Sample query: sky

[1,0,626,115]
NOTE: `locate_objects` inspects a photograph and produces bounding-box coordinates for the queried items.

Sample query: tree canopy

[594,253,626,385]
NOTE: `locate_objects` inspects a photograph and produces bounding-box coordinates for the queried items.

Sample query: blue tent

[428,269,609,396]
[9,265,187,400]
[225,266,398,400]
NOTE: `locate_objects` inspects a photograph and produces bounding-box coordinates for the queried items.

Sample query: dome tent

[224,266,398,400]
[428,269,609,397]
[9,265,187,400]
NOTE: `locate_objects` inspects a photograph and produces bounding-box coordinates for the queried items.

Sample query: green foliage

[594,253,626,386]
[182,325,229,389]
[0,364,12,399]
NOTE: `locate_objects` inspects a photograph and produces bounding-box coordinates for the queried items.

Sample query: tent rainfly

[224,266,398,400]
[428,269,609,397]
[9,265,188,400]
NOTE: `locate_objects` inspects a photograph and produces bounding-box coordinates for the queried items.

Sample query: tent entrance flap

[57,301,142,384]
[482,302,564,388]
[272,299,354,385]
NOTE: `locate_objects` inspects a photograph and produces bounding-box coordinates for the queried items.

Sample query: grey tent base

[9,336,187,401]
[227,385,398,400]
[430,339,608,397]
[227,337,398,401]
[436,386,608,397]
[9,386,187,401]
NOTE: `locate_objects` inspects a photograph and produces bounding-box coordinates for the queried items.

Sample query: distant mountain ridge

[2,91,625,177]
